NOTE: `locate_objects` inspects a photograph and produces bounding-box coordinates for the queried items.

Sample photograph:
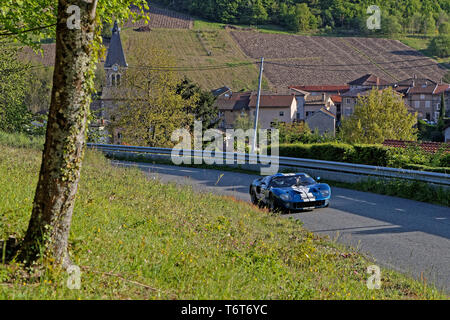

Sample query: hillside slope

[231,31,448,86]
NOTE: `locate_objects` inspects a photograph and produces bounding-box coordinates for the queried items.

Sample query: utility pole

[252,57,264,154]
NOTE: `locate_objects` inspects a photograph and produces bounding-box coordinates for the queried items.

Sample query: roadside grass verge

[0,144,447,299]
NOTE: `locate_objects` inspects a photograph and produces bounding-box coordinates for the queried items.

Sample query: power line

[0,23,57,37]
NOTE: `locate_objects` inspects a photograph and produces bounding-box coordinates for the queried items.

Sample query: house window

[420,94,425,100]
[425,101,430,108]
[414,101,420,108]
[279,111,284,117]
[218,111,224,118]
[346,98,351,104]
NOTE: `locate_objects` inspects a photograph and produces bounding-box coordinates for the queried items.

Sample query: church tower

[104,21,128,87]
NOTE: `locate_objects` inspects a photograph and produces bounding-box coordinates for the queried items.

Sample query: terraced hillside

[125,4,193,29]
[231,31,448,86]
[120,29,268,91]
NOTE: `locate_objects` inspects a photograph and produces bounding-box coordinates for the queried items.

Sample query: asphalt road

[113,160,450,293]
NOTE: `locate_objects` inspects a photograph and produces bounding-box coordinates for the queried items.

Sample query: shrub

[439,153,450,167]
[308,143,353,162]
[350,144,390,166]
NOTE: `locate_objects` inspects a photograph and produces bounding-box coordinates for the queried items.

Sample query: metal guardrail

[87,143,450,186]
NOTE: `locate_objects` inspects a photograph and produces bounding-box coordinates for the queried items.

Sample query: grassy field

[397,34,450,68]
[120,28,270,91]
[0,138,447,299]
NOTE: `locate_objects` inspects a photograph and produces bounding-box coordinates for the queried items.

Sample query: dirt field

[125,4,193,30]
[120,29,269,91]
[230,31,448,86]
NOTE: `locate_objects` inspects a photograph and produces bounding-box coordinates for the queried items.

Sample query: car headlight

[280,193,291,201]
[320,189,330,197]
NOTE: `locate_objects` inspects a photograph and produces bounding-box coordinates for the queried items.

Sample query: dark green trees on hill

[156,0,449,35]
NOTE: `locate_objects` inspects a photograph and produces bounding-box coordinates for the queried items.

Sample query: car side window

[262,176,271,186]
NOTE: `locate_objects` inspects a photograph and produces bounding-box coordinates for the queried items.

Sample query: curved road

[113,160,450,293]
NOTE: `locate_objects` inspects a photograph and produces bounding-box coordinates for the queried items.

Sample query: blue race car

[249,173,331,212]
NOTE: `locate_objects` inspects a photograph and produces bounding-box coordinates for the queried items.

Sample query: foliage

[273,121,311,143]
[439,21,450,35]
[428,35,450,58]
[233,113,255,131]
[0,40,32,133]
[0,144,445,299]
[23,65,53,114]
[417,119,443,142]
[110,43,197,147]
[0,131,44,150]
[155,0,446,36]
[333,177,450,207]
[340,88,418,144]
[271,141,450,171]
[381,14,403,36]
[176,77,219,132]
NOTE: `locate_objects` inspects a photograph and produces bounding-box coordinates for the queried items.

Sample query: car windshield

[269,175,316,188]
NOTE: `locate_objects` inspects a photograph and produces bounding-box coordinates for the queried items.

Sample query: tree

[0,40,31,133]
[340,88,418,144]
[176,77,219,133]
[422,13,436,35]
[109,43,197,148]
[381,14,402,36]
[272,121,312,143]
[24,65,54,114]
[438,21,450,35]
[0,0,148,267]
[429,35,450,57]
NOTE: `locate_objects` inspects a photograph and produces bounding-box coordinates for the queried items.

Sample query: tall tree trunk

[19,0,98,268]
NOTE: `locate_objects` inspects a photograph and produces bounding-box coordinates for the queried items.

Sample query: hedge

[267,142,450,173]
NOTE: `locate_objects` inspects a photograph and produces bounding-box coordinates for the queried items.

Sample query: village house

[215,92,298,130]
[248,94,297,129]
[215,91,251,129]
[340,74,406,117]
[394,76,450,123]
[445,124,450,142]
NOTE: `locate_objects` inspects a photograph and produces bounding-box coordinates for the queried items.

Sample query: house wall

[445,127,450,142]
[342,97,357,116]
[295,96,305,120]
[306,112,335,136]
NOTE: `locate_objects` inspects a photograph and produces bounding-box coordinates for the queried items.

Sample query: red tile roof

[434,84,450,94]
[330,95,342,103]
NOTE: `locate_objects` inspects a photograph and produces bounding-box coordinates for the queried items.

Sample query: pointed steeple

[104,21,127,68]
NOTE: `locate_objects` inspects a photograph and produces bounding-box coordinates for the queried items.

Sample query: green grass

[1,142,446,299]
[0,131,44,150]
